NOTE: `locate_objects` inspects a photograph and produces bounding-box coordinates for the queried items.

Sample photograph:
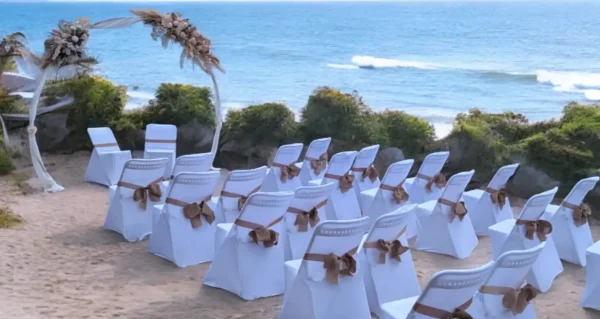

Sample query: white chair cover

[144,124,177,179]
[360,210,421,317]
[213,166,268,224]
[464,163,519,236]
[413,170,478,259]
[297,137,331,186]
[148,171,220,267]
[160,152,215,193]
[85,127,132,186]
[404,151,450,204]
[542,176,599,266]
[488,187,563,293]
[283,183,336,261]
[104,158,169,242]
[351,144,381,199]
[361,160,417,236]
[203,191,295,300]
[261,143,303,192]
[380,262,495,319]
[469,244,545,319]
[581,240,600,310]
[280,218,372,319]
[320,151,361,220]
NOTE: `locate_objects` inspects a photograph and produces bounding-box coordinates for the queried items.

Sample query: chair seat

[294,162,302,169]
[308,179,322,186]
[488,218,516,235]
[146,149,175,154]
[359,188,378,212]
[152,204,164,227]
[284,259,302,295]
[404,177,415,189]
[541,204,559,220]
[109,185,117,201]
[463,188,484,200]
[380,296,419,319]
[215,223,233,251]
[416,200,437,215]
[589,241,600,255]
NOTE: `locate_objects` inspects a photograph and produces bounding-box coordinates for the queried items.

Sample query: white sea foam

[127,91,155,100]
[584,90,600,101]
[350,55,436,69]
[536,70,600,89]
[326,63,359,69]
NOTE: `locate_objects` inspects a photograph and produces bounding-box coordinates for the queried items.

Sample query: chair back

[562,176,600,207]
[164,171,220,222]
[285,183,336,232]
[304,137,331,161]
[145,124,177,151]
[363,210,414,265]
[439,170,474,203]
[322,151,358,184]
[118,158,169,198]
[416,151,449,177]
[233,191,295,244]
[273,143,303,167]
[487,164,519,190]
[220,167,268,221]
[352,144,380,172]
[171,153,214,178]
[87,127,120,153]
[516,187,558,222]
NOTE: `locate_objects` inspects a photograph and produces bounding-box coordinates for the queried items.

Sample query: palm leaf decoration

[0,32,37,74]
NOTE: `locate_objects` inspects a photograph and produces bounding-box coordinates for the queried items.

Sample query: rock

[374,147,405,175]
[176,121,214,155]
[35,112,69,152]
[246,146,278,169]
[506,162,560,198]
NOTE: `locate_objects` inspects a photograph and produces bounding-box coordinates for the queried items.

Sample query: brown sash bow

[417,173,447,193]
[479,283,538,315]
[487,187,507,209]
[352,163,379,182]
[563,202,592,227]
[413,298,473,319]
[306,152,328,175]
[117,177,163,210]
[325,172,355,193]
[380,181,409,204]
[165,196,214,228]
[362,227,409,263]
[235,216,283,248]
[221,185,261,211]
[287,200,327,232]
[516,219,553,241]
[273,162,301,182]
[439,198,468,222]
[304,247,358,285]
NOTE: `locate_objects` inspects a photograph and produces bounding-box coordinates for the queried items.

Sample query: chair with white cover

[148,171,220,267]
[360,160,417,236]
[488,187,562,293]
[104,158,169,242]
[542,176,599,266]
[280,217,372,319]
[283,183,336,261]
[144,124,177,180]
[85,127,132,186]
[469,244,545,319]
[464,163,519,236]
[581,240,600,310]
[380,262,495,319]
[360,210,421,318]
[213,166,267,224]
[404,151,450,204]
[203,191,295,300]
[351,144,381,200]
[413,170,478,259]
[160,152,214,192]
[313,151,361,220]
[297,137,331,186]
[261,143,303,192]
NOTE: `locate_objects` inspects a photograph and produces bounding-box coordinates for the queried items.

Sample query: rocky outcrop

[374,147,405,175]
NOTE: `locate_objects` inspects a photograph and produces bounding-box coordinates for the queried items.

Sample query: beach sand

[1,151,599,319]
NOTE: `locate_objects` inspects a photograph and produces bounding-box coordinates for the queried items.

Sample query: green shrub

[0,56,17,74]
[300,87,387,152]
[0,87,26,114]
[223,102,298,148]
[377,110,435,158]
[0,146,15,176]
[0,206,22,228]
[142,83,215,128]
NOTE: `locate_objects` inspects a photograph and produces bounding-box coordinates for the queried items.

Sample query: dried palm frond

[40,17,96,70]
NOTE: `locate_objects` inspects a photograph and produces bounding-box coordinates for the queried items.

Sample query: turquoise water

[2,1,600,137]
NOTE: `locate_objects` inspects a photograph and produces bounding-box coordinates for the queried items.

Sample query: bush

[377,110,435,158]
[0,146,15,176]
[142,83,215,128]
[0,206,22,228]
[223,102,298,148]
[0,56,17,74]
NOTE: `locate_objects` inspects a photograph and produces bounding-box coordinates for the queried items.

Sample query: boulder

[505,162,560,198]
[374,147,405,175]
[176,121,214,156]
[35,112,69,152]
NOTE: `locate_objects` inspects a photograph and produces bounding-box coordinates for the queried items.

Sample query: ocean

[2,1,600,138]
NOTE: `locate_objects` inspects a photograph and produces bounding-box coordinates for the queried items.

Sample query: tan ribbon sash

[117,177,163,210]
[439,198,468,222]
[272,162,301,182]
[515,219,552,241]
[94,142,118,148]
[305,152,328,175]
[486,187,507,210]
[362,226,409,264]
[380,180,409,204]
[563,201,592,227]
[479,283,538,315]
[287,200,327,232]
[234,215,283,248]
[220,185,261,211]
[324,172,355,193]
[417,172,447,193]
[146,139,177,143]
[351,163,379,182]
[303,246,358,285]
[165,196,214,228]
[412,298,473,319]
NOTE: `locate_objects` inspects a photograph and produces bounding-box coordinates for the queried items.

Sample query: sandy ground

[1,151,599,319]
